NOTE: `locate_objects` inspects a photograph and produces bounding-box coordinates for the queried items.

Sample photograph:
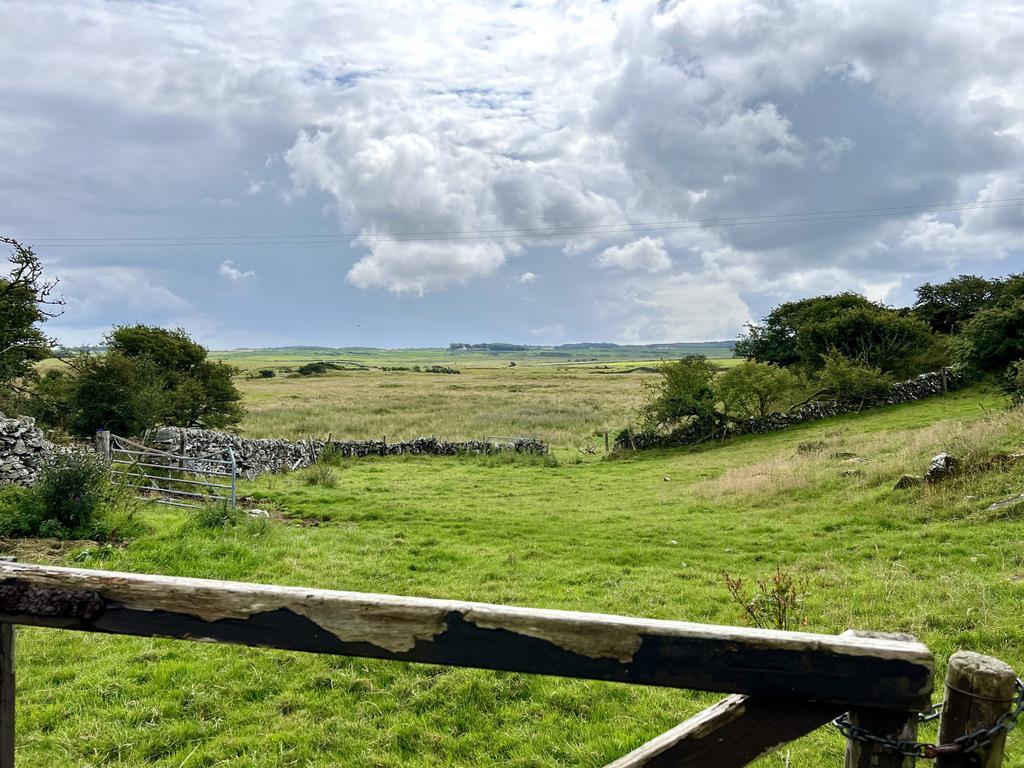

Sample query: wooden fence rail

[0,560,1017,767]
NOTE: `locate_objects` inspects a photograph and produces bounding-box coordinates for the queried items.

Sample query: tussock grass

[697,401,1024,503]
[232,363,656,448]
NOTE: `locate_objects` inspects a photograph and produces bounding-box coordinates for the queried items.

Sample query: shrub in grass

[187,500,247,529]
[31,451,108,533]
[0,484,35,535]
[316,445,346,467]
[303,463,338,488]
[0,451,142,540]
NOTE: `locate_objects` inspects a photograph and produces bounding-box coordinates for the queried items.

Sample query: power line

[22,198,1024,248]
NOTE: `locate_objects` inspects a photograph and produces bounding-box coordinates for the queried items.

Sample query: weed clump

[187,500,247,529]
[722,566,808,631]
[303,463,338,488]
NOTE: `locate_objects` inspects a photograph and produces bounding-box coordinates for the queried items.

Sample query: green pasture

[7,387,1024,766]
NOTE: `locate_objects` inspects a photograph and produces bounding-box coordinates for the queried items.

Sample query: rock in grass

[893,475,921,490]
[924,453,958,483]
[986,493,1024,513]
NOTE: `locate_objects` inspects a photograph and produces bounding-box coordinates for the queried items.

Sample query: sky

[1,0,1023,350]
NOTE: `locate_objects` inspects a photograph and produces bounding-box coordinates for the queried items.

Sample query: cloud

[595,237,671,273]
[517,272,538,284]
[3,0,1024,344]
[57,267,191,318]
[284,89,624,294]
[346,239,505,295]
[218,260,256,282]
[605,275,753,344]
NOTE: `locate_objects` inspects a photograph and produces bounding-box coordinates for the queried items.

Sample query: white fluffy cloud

[218,260,255,282]
[57,267,191,318]
[517,272,538,284]
[605,275,753,344]
[595,238,672,273]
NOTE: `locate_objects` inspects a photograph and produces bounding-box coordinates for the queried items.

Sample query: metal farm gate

[96,430,237,509]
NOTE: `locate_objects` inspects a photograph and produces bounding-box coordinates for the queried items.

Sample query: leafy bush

[718,361,798,419]
[722,566,808,631]
[813,349,893,403]
[957,298,1024,378]
[26,324,244,437]
[639,356,720,432]
[0,451,142,540]
[1006,360,1024,406]
[29,451,108,534]
[296,361,342,376]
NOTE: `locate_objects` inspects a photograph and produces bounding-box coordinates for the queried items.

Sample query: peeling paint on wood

[0,562,934,710]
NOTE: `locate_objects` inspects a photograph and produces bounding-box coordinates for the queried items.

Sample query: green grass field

[7,384,1024,766]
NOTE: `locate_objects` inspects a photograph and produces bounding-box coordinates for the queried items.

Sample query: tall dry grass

[697,404,1024,500]
[234,365,655,447]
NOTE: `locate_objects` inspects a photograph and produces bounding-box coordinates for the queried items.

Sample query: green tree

[718,361,798,419]
[30,325,244,436]
[957,299,1024,378]
[639,356,720,431]
[105,324,244,429]
[107,325,206,371]
[798,305,933,377]
[736,293,935,376]
[735,294,880,368]
[66,353,165,436]
[0,237,63,392]
[911,274,1002,334]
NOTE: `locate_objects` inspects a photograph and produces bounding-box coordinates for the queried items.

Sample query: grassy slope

[11,388,1024,766]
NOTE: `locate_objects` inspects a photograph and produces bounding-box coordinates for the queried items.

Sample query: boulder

[925,453,959,483]
[893,475,921,490]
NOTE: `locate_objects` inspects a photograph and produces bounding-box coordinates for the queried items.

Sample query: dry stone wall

[0,414,51,486]
[617,369,965,451]
[152,428,548,480]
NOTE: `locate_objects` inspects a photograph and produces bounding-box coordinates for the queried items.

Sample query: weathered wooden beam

[604,695,843,768]
[842,631,923,768]
[0,562,933,709]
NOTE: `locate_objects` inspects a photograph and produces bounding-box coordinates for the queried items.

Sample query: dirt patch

[0,537,115,564]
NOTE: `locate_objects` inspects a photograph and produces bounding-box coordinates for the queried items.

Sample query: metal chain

[832,677,1024,759]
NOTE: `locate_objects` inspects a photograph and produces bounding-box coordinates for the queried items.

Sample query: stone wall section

[617,369,965,451]
[0,414,51,486]
[151,429,548,480]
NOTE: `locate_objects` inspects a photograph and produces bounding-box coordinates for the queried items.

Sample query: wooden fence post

[0,557,15,768]
[842,630,924,768]
[843,709,918,768]
[95,429,111,460]
[936,651,1017,768]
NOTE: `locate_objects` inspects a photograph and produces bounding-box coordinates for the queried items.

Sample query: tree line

[636,275,1024,437]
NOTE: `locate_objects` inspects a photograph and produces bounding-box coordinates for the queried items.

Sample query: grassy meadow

[215,345,738,446]
[6,378,1024,766]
